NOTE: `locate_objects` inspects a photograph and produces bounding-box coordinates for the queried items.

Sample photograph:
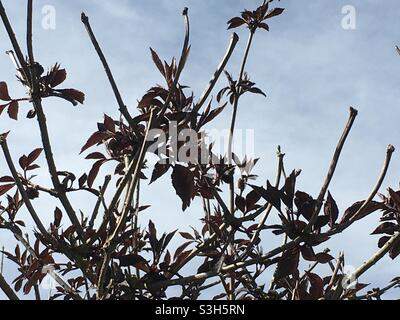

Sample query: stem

[350,232,400,282]
[0,1,28,73]
[0,273,19,300]
[185,32,239,126]
[305,107,358,232]
[97,110,155,299]
[26,0,34,65]
[228,30,255,212]
[150,255,279,290]
[327,144,395,235]
[33,100,85,238]
[81,13,134,126]
[225,30,255,300]
[242,146,285,259]
[89,175,111,229]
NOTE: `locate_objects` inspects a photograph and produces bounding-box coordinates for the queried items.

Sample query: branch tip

[349,106,358,117]
[387,144,395,153]
[232,32,239,43]
[81,12,88,23]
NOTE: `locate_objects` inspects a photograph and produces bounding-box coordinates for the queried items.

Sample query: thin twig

[242,146,285,259]
[158,8,190,119]
[89,175,111,229]
[0,0,28,74]
[0,273,19,300]
[327,144,395,236]
[305,107,358,232]
[149,255,279,290]
[350,232,400,282]
[97,110,155,299]
[81,13,134,126]
[184,33,239,126]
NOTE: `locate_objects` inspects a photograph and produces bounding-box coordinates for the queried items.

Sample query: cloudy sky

[0,0,399,299]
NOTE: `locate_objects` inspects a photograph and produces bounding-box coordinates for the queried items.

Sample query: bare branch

[306,107,358,232]
[350,232,400,282]
[81,13,134,126]
[0,273,19,300]
[184,32,239,125]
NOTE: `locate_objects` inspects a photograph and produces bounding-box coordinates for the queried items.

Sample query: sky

[0,0,399,299]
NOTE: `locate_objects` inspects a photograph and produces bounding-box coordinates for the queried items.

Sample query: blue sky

[0,0,399,299]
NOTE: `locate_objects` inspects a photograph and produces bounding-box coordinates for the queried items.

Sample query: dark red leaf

[274,246,300,280]
[324,191,339,228]
[0,82,11,101]
[150,162,170,184]
[245,190,261,212]
[171,165,195,211]
[307,273,324,300]
[300,245,316,262]
[85,152,106,160]
[235,195,246,213]
[80,131,110,154]
[103,114,115,133]
[179,232,194,240]
[78,173,87,188]
[0,183,15,196]
[50,69,67,88]
[54,207,62,227]
[19,155,28,170]
[58,89,85,105]
[341,201,383,224]
[118,254,149,271]
[7,100,18,120]
[150,48,165,77]
[314,252,334,264]
[27,148,43,166]
[371,222,398,235]
[87,160,105,188]
[0,176,14,183]
[265,8,285,19]
[250,182,282,213]
[227,17,246,29]
[378,236,391,248]
[389,241,400,260]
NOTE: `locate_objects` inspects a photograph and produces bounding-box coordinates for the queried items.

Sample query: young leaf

[87,160,105,188]
[27,148,43,166]
[150,48,166,77]
[80,132,110,154]
[0,183,15,196]
[7,100,19,120]
[150,162,170,184]
[0,82,11,101]
[265,8,285,20]
[324,191,339,228]
[227,17,246,29]
[171,165,195,211]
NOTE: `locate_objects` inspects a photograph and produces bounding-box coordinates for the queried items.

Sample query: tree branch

[184,32,239,126]
[350,231,400,282]
[81,13,134,126]
[0,273,19,300]
[306,107,358,232]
